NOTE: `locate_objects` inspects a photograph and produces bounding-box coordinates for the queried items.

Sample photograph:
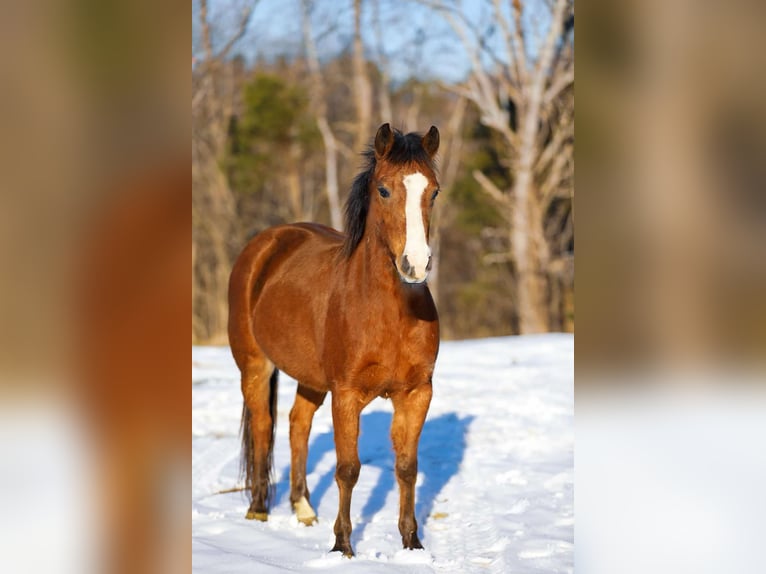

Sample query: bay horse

[228,123,441,557]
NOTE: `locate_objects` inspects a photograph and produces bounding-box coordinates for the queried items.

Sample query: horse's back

[289,221,345,243]
[229,223,343,387]
[230,222,342,297]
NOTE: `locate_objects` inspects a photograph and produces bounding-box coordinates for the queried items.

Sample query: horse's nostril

[401,254,412,275]
[426,255,433,272]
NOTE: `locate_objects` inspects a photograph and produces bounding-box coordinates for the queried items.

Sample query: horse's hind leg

[239,353,278,521]
[289,383,326,525]
[391,381,433,550]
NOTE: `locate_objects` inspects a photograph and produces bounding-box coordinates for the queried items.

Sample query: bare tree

[353,0,374,150]
[192,0,258,342]
[301,0,343,230]
[371,0,394,123]
[423,0,574,333]
[429,95,468,305]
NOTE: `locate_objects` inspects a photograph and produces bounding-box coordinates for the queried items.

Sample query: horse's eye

[378,186,390,198]
[431,189,440,201]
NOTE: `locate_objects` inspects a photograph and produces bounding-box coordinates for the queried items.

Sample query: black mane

[342,129,436,257]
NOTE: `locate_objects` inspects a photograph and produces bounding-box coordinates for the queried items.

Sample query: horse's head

[368,123,440,284]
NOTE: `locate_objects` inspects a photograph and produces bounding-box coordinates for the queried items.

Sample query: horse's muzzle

[398,253,432,284]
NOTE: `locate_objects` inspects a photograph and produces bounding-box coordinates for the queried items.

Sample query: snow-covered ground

[192,334,573,573]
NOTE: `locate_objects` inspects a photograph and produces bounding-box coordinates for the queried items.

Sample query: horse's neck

[347,232,428,308]
[348,234,393,287]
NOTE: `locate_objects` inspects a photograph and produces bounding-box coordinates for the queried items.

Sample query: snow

[192,334,573,573]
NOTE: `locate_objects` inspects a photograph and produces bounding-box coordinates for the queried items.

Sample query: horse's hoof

[245,510,268,521]
[403,534,424,550]
[293,496,318,526]
[298,515,318,526]
[330,542,354,558]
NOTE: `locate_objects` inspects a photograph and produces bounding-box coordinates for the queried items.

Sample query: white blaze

[402,171,431,282]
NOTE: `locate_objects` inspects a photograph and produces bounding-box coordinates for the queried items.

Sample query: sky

[240,0,471,83]
[193,0,551,84]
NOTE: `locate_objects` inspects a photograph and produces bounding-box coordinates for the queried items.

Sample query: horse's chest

[341,325,437,391]
[324,288,438,389]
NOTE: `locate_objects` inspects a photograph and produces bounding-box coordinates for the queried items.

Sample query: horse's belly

[250,246,334,390]
[251,295,326,387]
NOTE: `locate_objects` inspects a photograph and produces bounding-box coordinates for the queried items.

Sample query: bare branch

[515,0,569,184]
[511,0,529,86]
[217,3,256,61]
[482,252,514,265]
[535,106,573,174]
[540,145,573,209]
[334,139,357,161]
[492,0,525,94]
[472,170,512,220]
[544,70,574,106]
[439,81,474,100]
[199,0,214,62]
[440,96,468,191]
[214,486,247,495]
[198,0,258,66]
[533,0,569,84]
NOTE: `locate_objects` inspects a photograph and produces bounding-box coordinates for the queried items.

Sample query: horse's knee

[336,461,360,486]
[396,457,418,483]
[289,406,311,432]
[252,416,273,437]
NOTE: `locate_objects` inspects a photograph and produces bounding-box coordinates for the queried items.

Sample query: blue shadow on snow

[274,410,474,544]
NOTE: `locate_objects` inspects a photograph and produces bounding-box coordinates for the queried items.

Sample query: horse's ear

[423,126,439,157]
[422,126,440,157]
[374,123,394,159]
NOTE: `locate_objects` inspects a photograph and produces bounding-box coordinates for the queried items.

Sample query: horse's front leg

[391,380,432,550]
[330,389,366,557]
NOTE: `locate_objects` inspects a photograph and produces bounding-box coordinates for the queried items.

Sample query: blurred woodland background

[192,0,574,343]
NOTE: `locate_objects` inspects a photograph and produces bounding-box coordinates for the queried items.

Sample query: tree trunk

[316,117,341,229]
[511,161,549,334]
[372,0,393,123]
[353,0,372,152]
[203,164,238,341]
[509,0,567,334]
[287,137,303,220]
[301,0,342,230]
[429,96,467,306]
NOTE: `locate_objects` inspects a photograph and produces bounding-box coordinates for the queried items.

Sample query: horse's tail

[240,367,279,508]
